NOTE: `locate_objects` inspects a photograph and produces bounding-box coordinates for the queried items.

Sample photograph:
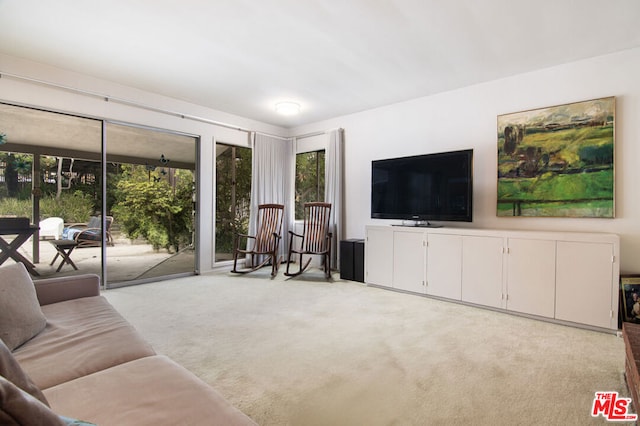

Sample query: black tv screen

[371,149,473,223]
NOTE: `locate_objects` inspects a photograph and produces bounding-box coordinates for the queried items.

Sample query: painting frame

[497,97,615,218]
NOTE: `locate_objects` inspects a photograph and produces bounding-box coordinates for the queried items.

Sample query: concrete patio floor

[13,235,195,285]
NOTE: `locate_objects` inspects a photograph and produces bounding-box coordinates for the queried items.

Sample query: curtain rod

[294,128,343,140]
[252,131,290,141]
[1,71,340,143]
[0,71,289,140]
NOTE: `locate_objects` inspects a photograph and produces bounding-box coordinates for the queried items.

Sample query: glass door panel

[0,105,198,285]
[215,143,251,262]
[105,122,197,287]
[0,103,102,279]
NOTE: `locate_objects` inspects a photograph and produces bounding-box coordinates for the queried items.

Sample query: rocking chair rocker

[285,202,333,278]
[231,203,284,277]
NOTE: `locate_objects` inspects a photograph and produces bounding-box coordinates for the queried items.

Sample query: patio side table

[49,239,78,272]
[0,219,40,276]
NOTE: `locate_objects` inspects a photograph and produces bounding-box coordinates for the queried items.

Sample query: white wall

[4,48,640,273]
[0,53,288,273]
[291,47,640,273]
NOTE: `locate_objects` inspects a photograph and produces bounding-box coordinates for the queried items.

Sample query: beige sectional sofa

[0,262,256,425]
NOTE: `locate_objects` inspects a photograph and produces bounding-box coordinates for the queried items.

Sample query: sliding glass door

[105,122,198,287]
[0,103,198,286]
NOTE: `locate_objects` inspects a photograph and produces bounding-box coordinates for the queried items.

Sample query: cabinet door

[506,238,556,318]
[461,235,504,308]
[426,233,462,300]
[365,227,393,287]
[393,231,426,293]
[556,241,615,329]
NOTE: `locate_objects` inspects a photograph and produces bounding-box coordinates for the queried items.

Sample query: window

[215,143,252,261]
[295,150,325,220]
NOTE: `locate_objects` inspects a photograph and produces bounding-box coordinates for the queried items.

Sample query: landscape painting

[497,97,615,218]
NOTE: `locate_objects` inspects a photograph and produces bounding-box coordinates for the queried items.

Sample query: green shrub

[0,192,94,223]
[0,197,31,218]
[39,192,94,223]
[112,165,193,252]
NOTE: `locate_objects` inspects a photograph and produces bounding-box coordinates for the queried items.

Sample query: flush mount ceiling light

[275,101,301,116]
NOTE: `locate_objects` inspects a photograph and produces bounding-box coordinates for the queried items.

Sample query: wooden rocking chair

[285,202,333,278]
[232,204,284,277]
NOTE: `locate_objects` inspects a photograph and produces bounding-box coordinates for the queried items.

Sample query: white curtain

[248,132,293,261]
[325,129,344,270]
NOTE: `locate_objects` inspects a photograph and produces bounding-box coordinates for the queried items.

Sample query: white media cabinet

[365,225,620,331]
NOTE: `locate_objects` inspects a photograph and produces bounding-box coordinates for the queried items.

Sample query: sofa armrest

[34,274,101,306]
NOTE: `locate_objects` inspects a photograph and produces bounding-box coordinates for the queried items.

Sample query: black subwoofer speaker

[353,240,364,283]
[340,239,365,282]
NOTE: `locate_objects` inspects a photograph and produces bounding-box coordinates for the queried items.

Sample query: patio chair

[285,202,332,278]
[63,215,114,247]
[232,204,285,277]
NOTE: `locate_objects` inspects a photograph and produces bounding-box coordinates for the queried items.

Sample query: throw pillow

[0,263,47,350]
[0,375,65,426]
[0,338,49,406]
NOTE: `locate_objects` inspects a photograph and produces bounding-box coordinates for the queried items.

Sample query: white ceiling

[1,0,640,128]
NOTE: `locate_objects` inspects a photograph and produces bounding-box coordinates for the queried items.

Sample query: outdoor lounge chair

[232,204,284,277]
[63,215,114,247]
[285,202,332,278]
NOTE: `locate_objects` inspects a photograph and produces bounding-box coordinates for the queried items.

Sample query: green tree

[1,153,32,198]
[112,165,194,252]
[0,192,93,222]
[215,145,252,255]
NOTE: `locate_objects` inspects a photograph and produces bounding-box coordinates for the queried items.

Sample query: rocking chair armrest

[234,233,255,251]
[288,230,303,238]
[236,233,256,240]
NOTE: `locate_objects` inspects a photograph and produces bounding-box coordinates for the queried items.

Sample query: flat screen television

[371,149,473,225]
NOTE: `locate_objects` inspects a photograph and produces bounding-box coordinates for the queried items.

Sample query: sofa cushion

[59,415,97,425]
[0,338,49,406]
[0,263,47,350]
[0,375,65,426]
[13,296,156,390]
[44,355,257,426]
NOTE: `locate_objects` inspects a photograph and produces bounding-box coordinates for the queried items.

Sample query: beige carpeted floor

[103,269,634,425]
